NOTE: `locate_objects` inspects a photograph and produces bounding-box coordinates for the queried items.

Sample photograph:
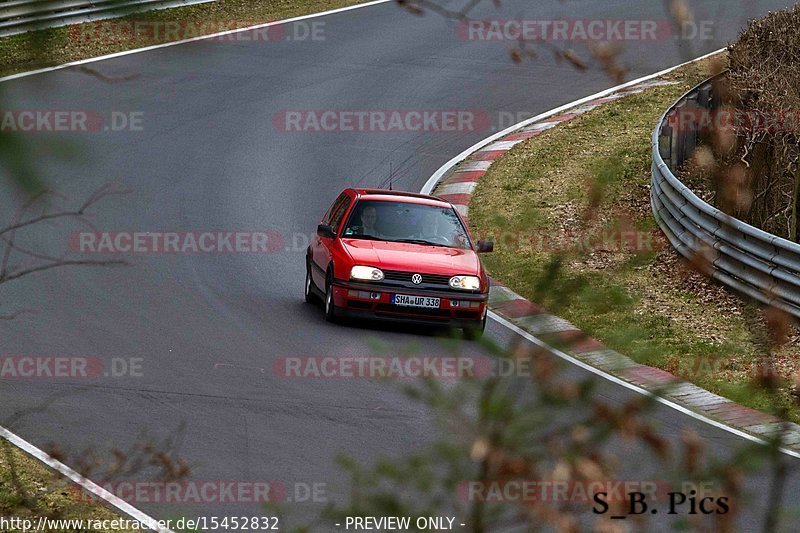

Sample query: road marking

[487,311,800,460]
[0,425,175,532]
[0,0,393,84]
[214,362,267,374]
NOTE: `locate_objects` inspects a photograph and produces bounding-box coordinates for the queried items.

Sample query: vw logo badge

[411,274,423,285]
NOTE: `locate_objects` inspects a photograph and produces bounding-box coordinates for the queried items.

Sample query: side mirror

[317,224,336,239]
[477,240,494,253]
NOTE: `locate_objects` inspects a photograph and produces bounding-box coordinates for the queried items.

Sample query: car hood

[341,239,481,275]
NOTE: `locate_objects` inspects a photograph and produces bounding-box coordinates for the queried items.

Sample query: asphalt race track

[0,0,798,530]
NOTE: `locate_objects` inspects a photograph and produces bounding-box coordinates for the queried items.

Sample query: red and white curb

[489,283,800,450]
[422,51,800,457]
[432,79,674,220]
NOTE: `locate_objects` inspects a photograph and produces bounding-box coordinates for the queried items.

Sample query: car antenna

[389,162,393,191]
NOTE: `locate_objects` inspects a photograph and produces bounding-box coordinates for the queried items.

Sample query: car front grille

[382,270,452,287]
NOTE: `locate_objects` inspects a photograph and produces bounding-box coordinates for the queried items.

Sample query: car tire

[464,316,486,340]
[304,259,316,304]
[324,270,338,323]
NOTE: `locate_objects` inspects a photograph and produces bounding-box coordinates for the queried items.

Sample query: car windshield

[342,200,471,249]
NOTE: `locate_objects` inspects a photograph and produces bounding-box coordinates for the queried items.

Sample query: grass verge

[0,0,373,77]
[469,56,800,424]
[1,439,142,530]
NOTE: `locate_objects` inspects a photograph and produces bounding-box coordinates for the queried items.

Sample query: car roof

[351,188,451,208]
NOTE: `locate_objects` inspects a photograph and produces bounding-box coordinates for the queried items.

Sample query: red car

[305,188,494,338]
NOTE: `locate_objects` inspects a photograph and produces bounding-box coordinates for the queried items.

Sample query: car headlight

[350,265,385,281]
[449,275,481,291]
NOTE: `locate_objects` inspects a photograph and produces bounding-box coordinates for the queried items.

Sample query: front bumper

[331,280,487,327]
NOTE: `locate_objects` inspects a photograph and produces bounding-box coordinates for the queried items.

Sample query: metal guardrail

[651,75,800,319]
[0,0,217,37]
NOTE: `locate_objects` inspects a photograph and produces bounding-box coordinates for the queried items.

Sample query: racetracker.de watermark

[667,107,800,135]
[274,356,490,380]
[676,355,783,380]
[0,110,143,133]
[457,19,714,42]
[471,228,662,254]
[70,231,285,254]
[71,481,327,504]
[458,480,717,503]
[273,110,492,133]
[272,356,555,380]
[69,20,325,44]
[0,356,143,379]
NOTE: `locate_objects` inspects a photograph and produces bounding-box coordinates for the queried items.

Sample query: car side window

[328,197,352,234]
[324,193,348,225]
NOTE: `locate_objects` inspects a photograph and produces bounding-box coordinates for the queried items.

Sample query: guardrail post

[659,121,673,167]
[697,84,712,109]
[673,101,688,167]
[685,105,698,162]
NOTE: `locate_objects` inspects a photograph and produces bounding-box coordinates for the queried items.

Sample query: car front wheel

[464,316,486,340]
[324,271,338,323]
[304,260,316,304]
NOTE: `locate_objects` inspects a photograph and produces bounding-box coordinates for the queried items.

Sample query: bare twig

[0,185,127,238]
[0,185,130,287]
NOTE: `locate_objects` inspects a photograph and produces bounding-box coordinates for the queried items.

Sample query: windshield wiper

[343,234,386,242]
[390,238,441,246]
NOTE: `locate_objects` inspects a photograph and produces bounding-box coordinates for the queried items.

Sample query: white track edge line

[488,312,800,459]
[0,0,392,83]
[421,47,725,195]
[0,426,175,532]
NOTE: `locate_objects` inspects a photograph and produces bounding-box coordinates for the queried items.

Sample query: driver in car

[415,210,472,248]
[415,211,450,244]
[359,206,380,236]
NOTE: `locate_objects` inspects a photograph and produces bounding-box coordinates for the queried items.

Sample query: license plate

[391,294,441,309]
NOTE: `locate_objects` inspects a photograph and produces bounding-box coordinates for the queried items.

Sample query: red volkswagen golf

[305,189,494,338]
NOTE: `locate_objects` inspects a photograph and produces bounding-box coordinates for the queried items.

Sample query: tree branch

[0,259,127,285]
